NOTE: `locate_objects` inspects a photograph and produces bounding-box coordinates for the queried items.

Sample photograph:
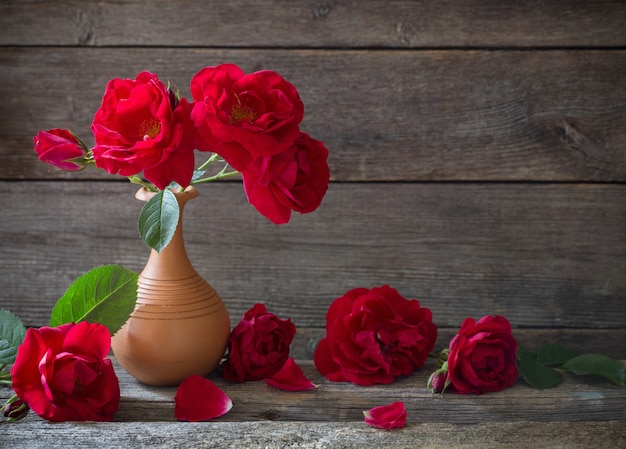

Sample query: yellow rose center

[140,119,161,140]
[230,94,257,124]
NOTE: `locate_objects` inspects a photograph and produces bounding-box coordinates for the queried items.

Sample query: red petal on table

[363,401,407,429]
[174,375,233,421]
[264,358,318,391]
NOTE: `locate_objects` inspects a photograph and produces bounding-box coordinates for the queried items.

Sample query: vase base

[112,302,230,386]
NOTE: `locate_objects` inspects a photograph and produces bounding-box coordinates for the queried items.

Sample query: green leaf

[192,169,207,182]
[537,344,582,367]
[563,354,625,387]
[137,189,179,252]
[516,347,563,389]
[0,310,26,365]
[50,265,138,337]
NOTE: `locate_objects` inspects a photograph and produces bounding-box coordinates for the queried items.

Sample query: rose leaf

[192,169,207,182]
[137,189,179,253]
[49,265,138,336]
[516,347,563,389]
[536,344,582,367]
[175,375,233,421]
[0,310,26,365]
[563,354,625,387]
[264,358,318,391]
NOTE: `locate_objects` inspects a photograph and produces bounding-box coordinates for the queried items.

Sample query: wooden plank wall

[0,1,625,358]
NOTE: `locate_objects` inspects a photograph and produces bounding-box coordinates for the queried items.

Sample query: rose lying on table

[11,322,120,422]
[314,285,438,386]
[312,286,623,395]
[222,303,296,382]
[1,281,623,426]
[427,315,518,394]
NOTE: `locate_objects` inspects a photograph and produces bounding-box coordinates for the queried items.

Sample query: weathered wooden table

[2,357,624,448]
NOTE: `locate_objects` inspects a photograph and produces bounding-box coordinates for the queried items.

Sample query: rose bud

[427,362,450,394]
[33,128,88,172]
[3,396,29,422]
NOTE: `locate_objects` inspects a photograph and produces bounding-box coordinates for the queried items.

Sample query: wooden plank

[1,48,625,182]
[114,359,626,423]
[1,181,624,330]
[1,0,625,48]
[1,420,623,449]
[1,359,625,448]
[2,358,626,424]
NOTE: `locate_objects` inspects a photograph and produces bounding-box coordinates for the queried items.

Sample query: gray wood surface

[1,181,624,337]
[1,0,625,48]
[2,420,623,449]
[2,48,625,181]
[1,359,625,448]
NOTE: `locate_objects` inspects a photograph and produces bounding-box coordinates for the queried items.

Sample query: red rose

[222,303,296,382]
[314,285,437,386]
[33,128,87,171]
[447,315,519,394]
[91,71,195,189]
[190,64,304,171]
[242,132,330,224]
[10,322,120,422]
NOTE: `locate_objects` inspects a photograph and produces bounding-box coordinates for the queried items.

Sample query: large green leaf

[537,344,581,367]
[49,265,138,337]
[0,310,26,365]
[516,347,563,389]
[137,189,179,253]
[563,354,625,387]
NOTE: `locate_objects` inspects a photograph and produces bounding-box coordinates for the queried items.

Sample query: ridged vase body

[111,186,230,386]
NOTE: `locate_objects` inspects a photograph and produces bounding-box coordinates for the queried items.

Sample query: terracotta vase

[111,186,230,386]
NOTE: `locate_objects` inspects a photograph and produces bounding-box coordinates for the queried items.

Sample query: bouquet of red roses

[33,64,330,251]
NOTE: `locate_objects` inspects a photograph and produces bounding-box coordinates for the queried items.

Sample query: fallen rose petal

[264,358,318,391]
[174,375,233,421]
[363,401,407,429]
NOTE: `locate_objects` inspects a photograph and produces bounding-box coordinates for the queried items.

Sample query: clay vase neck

[111,186,231,387]
[135,185,199,280]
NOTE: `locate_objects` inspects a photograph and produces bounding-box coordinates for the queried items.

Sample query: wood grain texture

[1,181,624,331]
[1,359,625,448]
[1,48,625,181]
[1,420,623,449]
[1,1,624,445]
[1,0,625,48]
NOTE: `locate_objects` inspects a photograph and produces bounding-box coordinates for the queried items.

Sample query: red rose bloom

[91,71,195,189]
[190,64,304,171]
[10,322,120,422]
[447,315,519,394]
[33,128,87,171]
[314,285,437,386]
[242,132,330,224]
[222,303,296,382]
